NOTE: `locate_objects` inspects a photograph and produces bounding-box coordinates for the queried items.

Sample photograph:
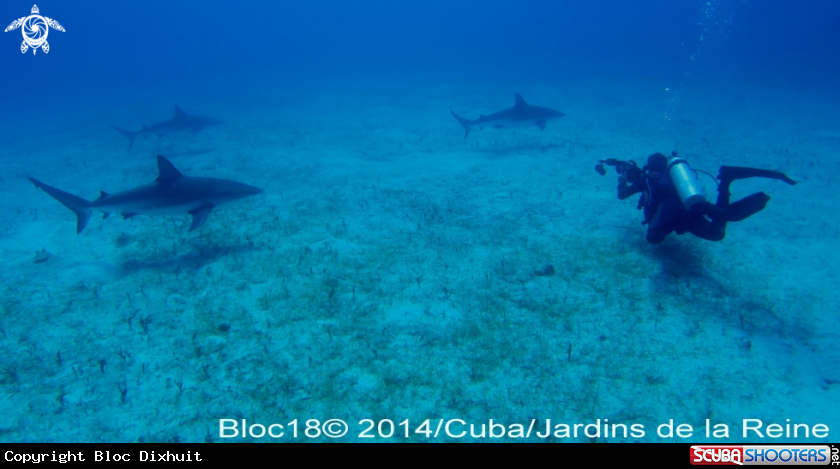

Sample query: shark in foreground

[111,106,225,149]
[450,93,565,139]
[29,156,262,233]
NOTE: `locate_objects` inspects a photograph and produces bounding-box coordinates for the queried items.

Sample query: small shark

[111,106,225,149]
[29,156,262,233]
[450,93,565,139]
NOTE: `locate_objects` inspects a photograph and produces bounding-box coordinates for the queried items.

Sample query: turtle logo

[4,5,65,55]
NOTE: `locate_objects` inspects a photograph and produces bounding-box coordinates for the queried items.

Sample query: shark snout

[233,182,263,198]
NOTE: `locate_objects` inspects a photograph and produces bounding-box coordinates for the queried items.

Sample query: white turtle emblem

[4,5,65,55]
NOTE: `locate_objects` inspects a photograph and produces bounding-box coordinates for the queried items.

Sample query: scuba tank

[667,151,707,211]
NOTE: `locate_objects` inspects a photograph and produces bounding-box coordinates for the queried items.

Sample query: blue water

[0,0,838,442]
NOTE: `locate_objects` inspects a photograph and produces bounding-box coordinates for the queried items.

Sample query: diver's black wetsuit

[617,155,797,244]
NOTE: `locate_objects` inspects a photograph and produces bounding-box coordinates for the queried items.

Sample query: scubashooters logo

[691,445,833,465]
[4,5,65,55]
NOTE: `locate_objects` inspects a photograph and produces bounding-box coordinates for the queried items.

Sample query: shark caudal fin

[110,125,139,150]
[450,109,474,140]
[29,178,92,234]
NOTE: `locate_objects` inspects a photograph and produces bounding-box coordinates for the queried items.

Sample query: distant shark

[29,156,262,233]
[450,93,565,139]
[111,106,225,149]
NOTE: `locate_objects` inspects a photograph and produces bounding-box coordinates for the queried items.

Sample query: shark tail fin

[29,177,92,234]
[450,109,473,140]
[110,125,138,150]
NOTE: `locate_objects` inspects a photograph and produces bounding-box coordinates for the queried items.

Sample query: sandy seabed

[0,77,837,442]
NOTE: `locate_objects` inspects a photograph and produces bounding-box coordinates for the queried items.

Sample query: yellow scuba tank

[667,151,707,211]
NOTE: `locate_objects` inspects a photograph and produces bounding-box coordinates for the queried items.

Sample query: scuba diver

[596,152,797,244]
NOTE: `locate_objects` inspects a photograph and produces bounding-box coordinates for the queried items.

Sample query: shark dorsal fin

[174,105,187,119]
[97,191,109,200]
[156,155,184,183]
[514,93,527,108]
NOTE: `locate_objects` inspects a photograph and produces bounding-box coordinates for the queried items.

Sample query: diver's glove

[597,159,642,184]
[624,164,643,184]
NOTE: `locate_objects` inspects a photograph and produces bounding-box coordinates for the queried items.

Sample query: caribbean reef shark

[450,93,565,139]
[29,156,262,233]
[111,106,225,149]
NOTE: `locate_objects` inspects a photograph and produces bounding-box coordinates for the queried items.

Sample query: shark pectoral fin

[121,213,138,220]
[536,120,546,130]
[189,205,214,232]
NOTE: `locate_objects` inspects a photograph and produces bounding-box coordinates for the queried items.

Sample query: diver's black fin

[726,192,770,222]
[718,166,797,186]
